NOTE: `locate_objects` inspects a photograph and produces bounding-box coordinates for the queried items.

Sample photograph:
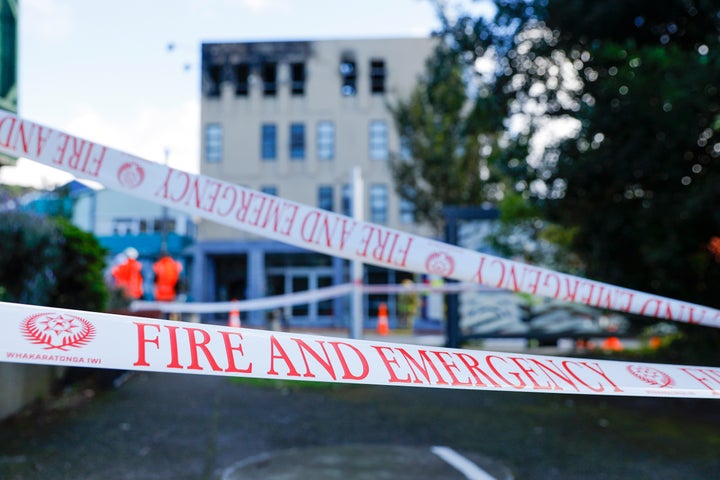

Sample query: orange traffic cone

[228,300,241,328]
[648,336,662,350]
[377,302,389,336]
[601,336,623,351]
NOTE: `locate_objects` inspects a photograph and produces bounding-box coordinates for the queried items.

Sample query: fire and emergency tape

[0,109,718,328]
[1,109,720,400]
[2,301,720,399]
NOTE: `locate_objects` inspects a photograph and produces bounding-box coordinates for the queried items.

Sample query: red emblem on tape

[117,162,145,188]
[425,252,455,276]
[627,365,674,388]
[21,313,96,351]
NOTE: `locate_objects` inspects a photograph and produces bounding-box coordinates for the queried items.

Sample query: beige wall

[199,37,437,242]
[0,363,66,420]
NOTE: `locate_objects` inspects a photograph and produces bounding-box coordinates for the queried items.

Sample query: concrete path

[0,369,513,480]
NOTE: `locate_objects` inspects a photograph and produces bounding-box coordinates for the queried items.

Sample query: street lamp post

[161,147,170,253]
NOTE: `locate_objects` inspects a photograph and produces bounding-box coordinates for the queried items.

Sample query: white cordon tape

[0,110,717,327]
[133,284,356,314]
[130,282,496,314]
[2,301,720,399]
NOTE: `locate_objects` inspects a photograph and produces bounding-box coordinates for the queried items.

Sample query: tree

[0,211,109,310]
[538,0,720,309]
[51,218,109,311]
[0,211,62,305]
[412,0,720,311]
[389,40,511,233]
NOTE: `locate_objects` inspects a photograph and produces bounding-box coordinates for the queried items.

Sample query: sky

[2,0,445,188]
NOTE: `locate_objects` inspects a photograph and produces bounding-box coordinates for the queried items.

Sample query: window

[318,185,334,212]
[261,123,277,160]
[153,217,176,234]
[290,123,305,160]
[317,121,335,160]
[291,62,305,95]
[369,120,388,160]
[370,59,385,94]
[370,184,388,224]
[112,218,138,235]
[399,197,415,224]
[340,58,357,96]
[261,185,278,196]
[342,184,352,217]
[206,65,222,97]
[205,123,223,163]
[234,63,250,96]
[400,136,412,161]
[262,62,277,96]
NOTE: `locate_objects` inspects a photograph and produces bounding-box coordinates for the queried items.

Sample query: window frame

[204,123,223,163]
[370,59,386,94]
[369,120,389,160]
[399,197,415,224]
[261,123,277,160]
[317,185,334,212]
[290,62,306,96]
[340,59,357,97]
[262,62,278,97]
[290,122,306,160]
[369,184,388,224]
[316,121,335,160]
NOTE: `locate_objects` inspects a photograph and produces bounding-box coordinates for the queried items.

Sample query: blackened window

[261,123,277,160]
[291,62,305,95]
[340,59,357,96]
[207,65,222,97]
[234,63,250,96]
[290,123,305,160]
[370,59,385,94]
[262,62,277,96]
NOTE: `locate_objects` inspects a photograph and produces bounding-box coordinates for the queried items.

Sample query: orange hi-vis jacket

[111,258,144,299]
[153,256,182,301]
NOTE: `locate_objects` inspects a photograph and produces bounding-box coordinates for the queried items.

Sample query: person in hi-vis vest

[111,247,144,299]
[153,252,182,301]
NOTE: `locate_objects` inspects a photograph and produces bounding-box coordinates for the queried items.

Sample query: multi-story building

[192,37,437,327]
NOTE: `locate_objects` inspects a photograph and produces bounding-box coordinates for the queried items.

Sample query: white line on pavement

[431,446,497,480]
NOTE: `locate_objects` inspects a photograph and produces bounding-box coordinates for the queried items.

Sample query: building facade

[72,186,195,300]
[192,37,437,327]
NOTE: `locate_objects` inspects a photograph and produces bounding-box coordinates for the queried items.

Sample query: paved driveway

[1,363,719,479]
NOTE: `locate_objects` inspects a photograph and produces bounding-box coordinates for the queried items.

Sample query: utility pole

[161,147,170,253]
[350,166,364,339]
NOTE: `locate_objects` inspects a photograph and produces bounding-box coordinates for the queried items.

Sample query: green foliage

[540,0,720,308]
[389,42,510,233]
[424,0,720,310]
[485,191,583,274]
[0,211,109,310]
[51,218,109,311]
[0,211,61,305]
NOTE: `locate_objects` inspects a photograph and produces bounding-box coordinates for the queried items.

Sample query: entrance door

[268,267,334,326]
